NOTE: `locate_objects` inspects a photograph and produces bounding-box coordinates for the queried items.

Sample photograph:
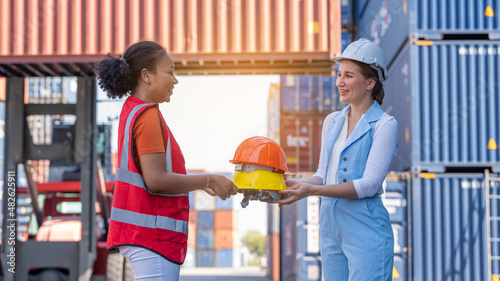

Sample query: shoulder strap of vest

[116,103,187,197]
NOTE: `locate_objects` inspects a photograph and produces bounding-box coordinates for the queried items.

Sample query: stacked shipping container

[267,74,343,281]
[355,0,500,280]
[190,184,242,268]
[268,75,343,173]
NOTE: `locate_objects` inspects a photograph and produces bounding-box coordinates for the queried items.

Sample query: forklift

[2,77,131,281]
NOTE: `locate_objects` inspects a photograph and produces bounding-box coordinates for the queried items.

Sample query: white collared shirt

[314,110,398,198]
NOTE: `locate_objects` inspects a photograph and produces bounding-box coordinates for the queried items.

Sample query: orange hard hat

[230,136,288,172]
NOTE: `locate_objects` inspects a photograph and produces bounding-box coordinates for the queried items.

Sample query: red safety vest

[107,96,189,264]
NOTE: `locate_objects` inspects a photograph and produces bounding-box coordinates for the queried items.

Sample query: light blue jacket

[322,102,384,186]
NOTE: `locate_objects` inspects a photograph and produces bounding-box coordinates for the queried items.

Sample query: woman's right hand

[207,175,239,200]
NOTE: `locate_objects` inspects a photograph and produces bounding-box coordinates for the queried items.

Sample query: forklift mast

[2,77,98,281]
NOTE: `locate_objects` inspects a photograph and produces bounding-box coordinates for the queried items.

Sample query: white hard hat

[332,38,388,82]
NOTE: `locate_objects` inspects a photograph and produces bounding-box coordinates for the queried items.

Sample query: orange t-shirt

[133,105,165,171]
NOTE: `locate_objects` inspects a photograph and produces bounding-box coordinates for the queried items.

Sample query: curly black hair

[94,41,168,99]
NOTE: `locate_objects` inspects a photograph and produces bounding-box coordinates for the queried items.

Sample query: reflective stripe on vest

[111,207,188,234]
[116,103,188,197]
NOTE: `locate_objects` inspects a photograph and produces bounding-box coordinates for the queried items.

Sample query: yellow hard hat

[232,170,286,191]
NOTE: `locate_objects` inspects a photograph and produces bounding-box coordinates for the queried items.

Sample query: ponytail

[94,41,167,99]
[94,55,134,99]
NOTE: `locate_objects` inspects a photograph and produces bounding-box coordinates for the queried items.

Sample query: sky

[97,74,281,235]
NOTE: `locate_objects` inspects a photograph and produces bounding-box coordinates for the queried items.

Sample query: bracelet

[206,174,210,190]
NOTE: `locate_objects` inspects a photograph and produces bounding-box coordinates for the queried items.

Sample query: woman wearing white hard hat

[278,38,397,281]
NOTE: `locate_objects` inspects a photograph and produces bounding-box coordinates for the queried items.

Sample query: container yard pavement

[180,266,271,281]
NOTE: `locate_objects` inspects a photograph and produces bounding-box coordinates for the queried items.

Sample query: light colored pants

[119,246,180,281]
[320,196,394,281]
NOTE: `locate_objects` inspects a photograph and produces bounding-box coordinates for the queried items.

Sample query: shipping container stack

[214,196,241,267]
[268,75,343,281]
[189,177,242,268]
[194,189,216,267]
[355,0,500,280]
[268,75,343,174]
[382,173,410,280]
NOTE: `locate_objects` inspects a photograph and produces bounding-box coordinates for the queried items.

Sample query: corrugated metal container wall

[280,115,324,173]
[357,0,500,65]
[216,249,241,267]
[356,0,410,65]
[196,229,214,249]
[357,0,500,57]
[214,210,238,229]
[341,0,353,28]
[296,256,322,281]
[341,32,353,51]
[0,0,340,57]
[412,173,500,281]
[385,41,500,172]
[214,229,240,249]
[196,249,215,267]
[382,173,410,281]
[280,203,298,281]
[197,211,214,228]
[280,75,339,115]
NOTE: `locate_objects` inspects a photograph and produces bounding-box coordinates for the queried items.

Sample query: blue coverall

[319,102,394,281]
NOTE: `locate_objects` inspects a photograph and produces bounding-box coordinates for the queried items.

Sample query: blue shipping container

[280,76,340,115]
[384,192,407,224]
[393,255,407,281]
[385,41,500,172]
[341,32,353,52]
[196,249,215,267]
[356,0,410,64]
[354,0,369,19]
[296,256,322,281]
[297,197,320,224]
[216,249,241,267]
[357,0,500,64]
[392,224,407,256]
[197,211,214,228]
[412,173,500,281]
[341,0,353,28]
[196,229,214,249]
[296,222,320,256]
[280,203,298,281]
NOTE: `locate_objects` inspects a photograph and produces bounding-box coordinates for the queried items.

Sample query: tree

[242,230,266,257]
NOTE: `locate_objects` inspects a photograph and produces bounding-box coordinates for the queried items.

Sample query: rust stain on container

[0,0,341,76]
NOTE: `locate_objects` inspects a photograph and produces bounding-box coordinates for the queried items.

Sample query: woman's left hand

[276,180,312,206]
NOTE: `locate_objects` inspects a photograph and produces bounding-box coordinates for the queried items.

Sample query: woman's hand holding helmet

[276,179,312,206]
[207,174,238,200]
